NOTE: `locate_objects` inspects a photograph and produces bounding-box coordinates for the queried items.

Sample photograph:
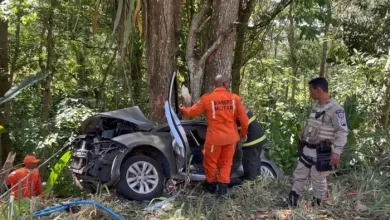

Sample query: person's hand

[236,141,243,150]
[240,136,247,143]
[329,153,340,167]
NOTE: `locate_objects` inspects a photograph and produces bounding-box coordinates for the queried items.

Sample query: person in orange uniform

[7,155,43,199]
[180,75,249,196]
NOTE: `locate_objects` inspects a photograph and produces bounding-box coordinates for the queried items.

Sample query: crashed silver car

[69,72,283,201]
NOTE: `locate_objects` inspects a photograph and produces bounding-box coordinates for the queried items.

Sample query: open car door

[164,72,190,171]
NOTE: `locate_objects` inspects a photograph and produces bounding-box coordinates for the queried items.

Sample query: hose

[33,200,124,220]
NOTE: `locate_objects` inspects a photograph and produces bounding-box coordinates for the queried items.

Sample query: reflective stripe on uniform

[232,100,236,112]
[238,115,256,130]
[243,135,266,147]
[211,101,216,118]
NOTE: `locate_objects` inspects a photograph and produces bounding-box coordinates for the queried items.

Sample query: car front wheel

[260,163,277,179]
[116,155,164,201]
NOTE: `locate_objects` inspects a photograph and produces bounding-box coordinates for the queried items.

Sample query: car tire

[260,163,277,179]
[116,155,164,201]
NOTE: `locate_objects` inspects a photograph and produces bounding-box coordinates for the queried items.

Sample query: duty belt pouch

[316,140,333,172]
[297,140,304,157]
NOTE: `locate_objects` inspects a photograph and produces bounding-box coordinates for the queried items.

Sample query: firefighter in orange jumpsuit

[7,155,43,199]
[180,75,249,196]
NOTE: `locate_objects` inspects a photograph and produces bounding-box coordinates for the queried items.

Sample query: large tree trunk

[185,1,235,103]
[231,0,254,95]
[0,19,11,164]
[143,0,182,124]
[203,0,240,94]
[41,0,56,120]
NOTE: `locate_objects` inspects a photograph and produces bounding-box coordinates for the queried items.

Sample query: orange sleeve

[34,171,44,196]
[180,96,206,118]
[235,95,249,137]
[7,171,19,186]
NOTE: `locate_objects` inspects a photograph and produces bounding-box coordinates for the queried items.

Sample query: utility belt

[298,140,334,171]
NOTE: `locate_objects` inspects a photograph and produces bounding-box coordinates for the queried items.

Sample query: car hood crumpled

[80,106,155,133]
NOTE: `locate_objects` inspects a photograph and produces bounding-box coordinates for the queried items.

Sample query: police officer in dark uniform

[236,107,266,181]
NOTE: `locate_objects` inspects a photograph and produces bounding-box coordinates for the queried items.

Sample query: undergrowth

[1,165,389,220]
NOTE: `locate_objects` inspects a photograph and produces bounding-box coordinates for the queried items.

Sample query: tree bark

[287,3,298,107]
[0,19,11,164]
[231,0,255,95]
[143,0,180,124]
[41,0,57,120]
[185,1,235,102]
[203,0,240,94]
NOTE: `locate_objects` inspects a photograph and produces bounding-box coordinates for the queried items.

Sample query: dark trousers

[242,144,262,180]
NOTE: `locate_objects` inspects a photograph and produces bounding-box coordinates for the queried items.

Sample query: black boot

[204,182,217,194]
[311,197,321,207]
[217,183,228,197]
[288,190,300,208]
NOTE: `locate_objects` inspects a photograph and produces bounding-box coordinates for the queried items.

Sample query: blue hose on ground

[33,200,124,220]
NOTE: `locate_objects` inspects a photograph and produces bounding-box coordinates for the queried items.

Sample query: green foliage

[43,150,72,198]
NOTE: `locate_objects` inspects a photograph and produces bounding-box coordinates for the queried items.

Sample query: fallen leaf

[257,208,267,213]
[356,200,368,212]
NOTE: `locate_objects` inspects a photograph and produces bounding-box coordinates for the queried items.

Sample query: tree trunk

[381,47,390,129]
[143,0,180,124]
[130,37,143,107]
[319,25,329,78]
[287,3,298,107]
[73,44,89,98]
[0,19,11,164]
[10,0,22,83]
[41,0,56,120]
[231,0,254,95]
[203,0,240,94]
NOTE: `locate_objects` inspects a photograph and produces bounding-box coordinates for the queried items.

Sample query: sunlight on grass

[0,165,388,219]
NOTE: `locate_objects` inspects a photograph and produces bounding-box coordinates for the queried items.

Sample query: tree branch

[185,0,210,72]
[199,24,237,66]
[249,0,292,30]
[196,16,211,33]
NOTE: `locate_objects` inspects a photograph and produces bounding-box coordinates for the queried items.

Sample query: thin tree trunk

[0,19,11,164]
[319,25,329,77]
[287,3,298,107]
[42,0,57,120]
[203,0,240,94]
[98,49,117,111]
[130,37,143,106]
[143,0,180,124]
[73,45,88,98]
[231,0,255,95]
[381,47,390,129]
[10,0,22,84]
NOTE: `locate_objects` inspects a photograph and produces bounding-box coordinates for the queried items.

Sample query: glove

[240,136,247,143]
[236,141,243,150]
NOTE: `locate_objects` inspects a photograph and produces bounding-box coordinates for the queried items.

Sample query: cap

[23,155,40,164]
